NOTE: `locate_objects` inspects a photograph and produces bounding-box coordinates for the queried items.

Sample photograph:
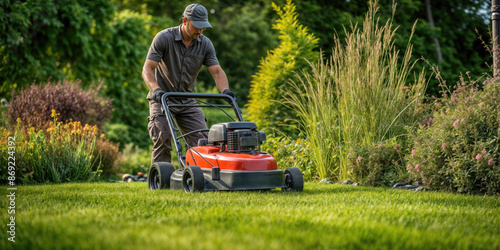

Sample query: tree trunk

[493,0,500,78]
[425,0,443,64]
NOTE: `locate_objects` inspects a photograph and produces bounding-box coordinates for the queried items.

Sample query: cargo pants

[148,98,208,164]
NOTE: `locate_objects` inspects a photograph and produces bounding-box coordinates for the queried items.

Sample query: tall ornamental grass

[285,1,427,181]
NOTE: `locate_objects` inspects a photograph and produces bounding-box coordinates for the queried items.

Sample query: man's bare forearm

[209,65,229,92]
[142,59,161,91]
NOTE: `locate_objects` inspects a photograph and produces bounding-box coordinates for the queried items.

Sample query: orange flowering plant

[1,110,106,184]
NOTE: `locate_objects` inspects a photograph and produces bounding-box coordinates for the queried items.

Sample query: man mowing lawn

[142,3,236,164]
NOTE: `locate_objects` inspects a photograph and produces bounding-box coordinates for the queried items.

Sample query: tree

[272,0,490,96]
[1,0,156,147]
[208,2,278,104]
[0,0,114,95]
[246,0,318,135]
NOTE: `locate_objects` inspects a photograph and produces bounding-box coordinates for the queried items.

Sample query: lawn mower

[148,92,303,193]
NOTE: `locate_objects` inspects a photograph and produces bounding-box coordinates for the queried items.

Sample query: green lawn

[1,182,499,249]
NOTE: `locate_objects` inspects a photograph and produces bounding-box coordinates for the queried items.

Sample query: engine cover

[207,122,266,154]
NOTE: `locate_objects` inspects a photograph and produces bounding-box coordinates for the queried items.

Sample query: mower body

[170,149,284,191]
[148,93,303,193]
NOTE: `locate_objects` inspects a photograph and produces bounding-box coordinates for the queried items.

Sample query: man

[142,3,236,164]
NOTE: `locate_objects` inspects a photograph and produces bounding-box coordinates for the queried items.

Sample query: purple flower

[442,143,447,150]
[453,119,460,127]
[415,164,421,172]
[488,158,494,166]
[476,154,482,161]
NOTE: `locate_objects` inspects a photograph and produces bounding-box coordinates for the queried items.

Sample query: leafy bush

[0,0,115,96]
[1,112,99,184]
[347,140,407,186]
[283,1,427,181]
[210,2,278,105]
[261,136,315,181]
[406,76,500,195]
[1,2,153,148]
[8,80,113,130]
[93,137,120,176]
[104,123,132,150]
[246,0,318,135]
[0,110,121,184]
[114,143,151,175]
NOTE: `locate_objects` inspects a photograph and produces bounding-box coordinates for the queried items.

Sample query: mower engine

[207,122,266,154]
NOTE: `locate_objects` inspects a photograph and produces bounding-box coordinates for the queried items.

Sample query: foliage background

[1,0,490,148]
[1,0,496,194]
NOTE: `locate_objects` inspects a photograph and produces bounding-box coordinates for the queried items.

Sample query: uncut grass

[1,183,498,249]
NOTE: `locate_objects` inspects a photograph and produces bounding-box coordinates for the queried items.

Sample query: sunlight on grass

[1,183,498,249]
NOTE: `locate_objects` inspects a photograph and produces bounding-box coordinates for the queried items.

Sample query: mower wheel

[182,166,205,193]
[148,162,175,190]
[282,167,304,192]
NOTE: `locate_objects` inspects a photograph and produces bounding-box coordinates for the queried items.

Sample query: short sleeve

[147,31,168,62]
[203,38,219,67]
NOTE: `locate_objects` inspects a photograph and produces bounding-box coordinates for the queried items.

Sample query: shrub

[1,111,100,184]
[347,140,407,186]
[8,80,113,130]
[406,75,500,195]
[114,143,151,175]
[246,0,318,135]
[93,137,120,176]
[261,136,316,181]
[283,0,427,181]
[104,123,132,150]
[0,110,121,184]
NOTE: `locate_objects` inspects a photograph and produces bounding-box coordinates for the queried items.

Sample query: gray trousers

[148,99,208,164]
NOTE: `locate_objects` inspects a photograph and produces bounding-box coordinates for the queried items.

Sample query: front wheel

[182,166,205,193]
[148,162,175,190]
[282,167,304,192]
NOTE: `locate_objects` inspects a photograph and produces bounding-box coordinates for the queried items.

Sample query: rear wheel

[182,166,205,193]
[148,162,175,190]
[282,167,304,192]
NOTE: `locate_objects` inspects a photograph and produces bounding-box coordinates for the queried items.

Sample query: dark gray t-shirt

[146,25,219,99]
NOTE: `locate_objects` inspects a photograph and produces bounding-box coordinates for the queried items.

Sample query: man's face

[185,20,206,40]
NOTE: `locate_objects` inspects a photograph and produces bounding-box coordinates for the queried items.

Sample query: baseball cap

[180,4,212,29]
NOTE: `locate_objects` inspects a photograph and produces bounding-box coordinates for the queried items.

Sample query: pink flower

[427,118,434,127]
[442,143,447,150]
[453,119,460,127]
[488,158,494,166]
[356,156,363,164]
[482,149,487,155]
[476,154,482,161]
[415,164,421,172]
[406,164,413,171]
[411,149,416,157]
[395,144,401,151]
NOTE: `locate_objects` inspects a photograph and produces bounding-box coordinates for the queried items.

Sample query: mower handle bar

[160,92,243,169]
[160,92,243,122]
